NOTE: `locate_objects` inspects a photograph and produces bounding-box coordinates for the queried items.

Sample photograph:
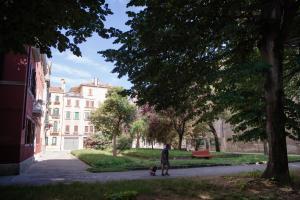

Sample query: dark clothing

[161,148,169,166]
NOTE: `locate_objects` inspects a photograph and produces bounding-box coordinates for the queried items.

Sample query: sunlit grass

[72,149,300,173]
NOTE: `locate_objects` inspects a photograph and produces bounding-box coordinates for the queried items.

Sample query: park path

[1,151,300,186]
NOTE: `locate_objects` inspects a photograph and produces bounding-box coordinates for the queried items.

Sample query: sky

[50,0,134,90]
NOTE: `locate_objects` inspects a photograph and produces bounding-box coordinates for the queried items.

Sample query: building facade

[133,119,300,154]
[46,79,110,151]
[0,47,50,175]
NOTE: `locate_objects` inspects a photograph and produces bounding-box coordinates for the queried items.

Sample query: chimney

[61,78,65,92]
[93,77,97,86]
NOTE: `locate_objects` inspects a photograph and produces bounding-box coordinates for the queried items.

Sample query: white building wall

[46,83,109,151]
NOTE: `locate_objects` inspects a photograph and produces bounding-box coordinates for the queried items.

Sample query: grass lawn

[1,171,300,200]
[72,149,300,173]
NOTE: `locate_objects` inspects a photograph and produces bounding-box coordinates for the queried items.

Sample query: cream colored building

[46,79,110,151]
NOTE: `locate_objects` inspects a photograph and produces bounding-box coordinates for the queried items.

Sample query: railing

[51,115,60,119]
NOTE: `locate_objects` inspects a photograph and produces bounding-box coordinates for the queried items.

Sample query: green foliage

[146,113,175,145]
[105,191,138,200]
[130,118,148,138]
[91,87,136,137]
[91,87,136,156]
[117,136,133,151]
[84,133,111,150]
[0,0,112,57]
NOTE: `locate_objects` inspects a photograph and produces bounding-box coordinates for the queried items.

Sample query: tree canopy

[91,87,136,156]
[101,0,300,183]
[0,0,112,57]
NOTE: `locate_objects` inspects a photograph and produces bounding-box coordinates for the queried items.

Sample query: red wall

[0,51,34,164]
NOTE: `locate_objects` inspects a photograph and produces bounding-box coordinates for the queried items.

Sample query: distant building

[46,78,111,151]
[133,119,300,154]
[0,47,50,175]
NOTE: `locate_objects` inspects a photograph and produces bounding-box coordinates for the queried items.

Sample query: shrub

[84,133,111,150]
[117,136,133,151]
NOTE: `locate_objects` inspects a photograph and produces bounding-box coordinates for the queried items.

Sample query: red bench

[192,150,213,159]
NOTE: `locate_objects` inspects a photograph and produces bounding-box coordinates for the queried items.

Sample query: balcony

[54,101,60,105]
[51,115,60,119]
[33,100,43,117]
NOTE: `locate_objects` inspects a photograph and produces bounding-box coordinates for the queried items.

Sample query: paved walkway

[1,151,300,186]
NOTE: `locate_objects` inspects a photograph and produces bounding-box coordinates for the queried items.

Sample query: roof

[69,86,80,94]
[49,87,63,93]
[79,82,112,89]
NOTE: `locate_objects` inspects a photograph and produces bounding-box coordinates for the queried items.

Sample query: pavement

[1,151,300,186]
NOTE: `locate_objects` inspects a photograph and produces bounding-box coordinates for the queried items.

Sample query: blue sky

[50,0,133,90]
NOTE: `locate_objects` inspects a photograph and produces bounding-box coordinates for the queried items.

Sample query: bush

[84,133,111,150]
[117,136,133,151]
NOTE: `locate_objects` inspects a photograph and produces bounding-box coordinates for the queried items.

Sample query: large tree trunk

[260,3,290,184]
[178,133,183,150]
[112,134,117,157]
[209,122,220,152]
[136,133,140,148]
[263,140,269,155]
[205,138,210,150]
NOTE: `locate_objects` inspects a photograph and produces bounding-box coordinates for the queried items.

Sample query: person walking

[161,144,171,176]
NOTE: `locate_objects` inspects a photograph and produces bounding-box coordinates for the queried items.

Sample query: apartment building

[0,47,50,175]
[46,79,110,151]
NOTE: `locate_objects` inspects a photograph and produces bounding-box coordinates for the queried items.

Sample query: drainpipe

[22,46,31,129]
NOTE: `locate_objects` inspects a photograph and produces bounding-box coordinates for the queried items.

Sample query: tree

[161,108,195,150]
[130,118,148,148]
[0,0,112,57]
[101,1,300,184]
[192,122,221,152]
[146,113,175,148]
[91,87,136,156]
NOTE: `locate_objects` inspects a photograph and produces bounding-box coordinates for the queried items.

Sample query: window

[75,100,80,107]
[25,119,35,144]
[85,100,89,108]
[65,125,70,133]
[53,121,58,132]
[85,126,89,133]
[90,126,94,133]
[88,89,93,96]
[55,95,59,102]
[74,112,80,120]
[66,111,71,119]
[52,137,57,145]
[67,99,71,106]
[90,101,94,108]
[53,108,59,116]
[84,112,90,120]
[74,125,78,133]
[30,68,36,98]
[45,137,48,146]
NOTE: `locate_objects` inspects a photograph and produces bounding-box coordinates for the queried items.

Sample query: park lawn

[1,171,300,200]
[123,148,192,159]
[72,149,300,173]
